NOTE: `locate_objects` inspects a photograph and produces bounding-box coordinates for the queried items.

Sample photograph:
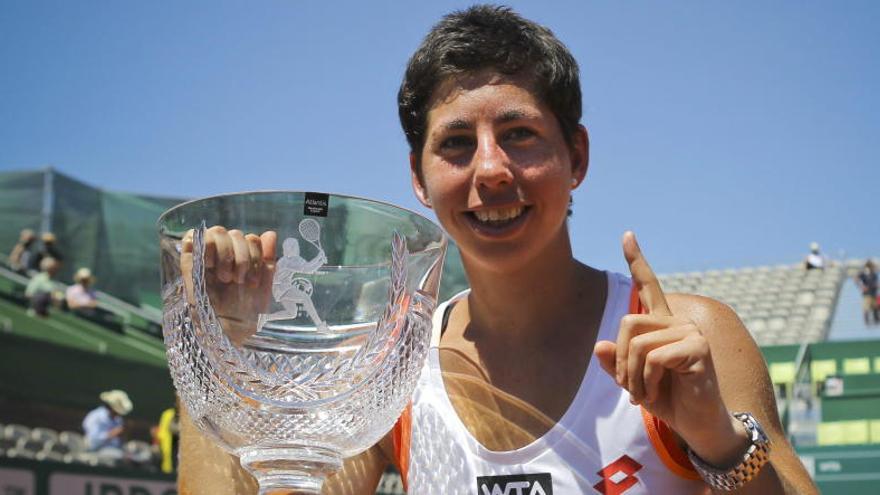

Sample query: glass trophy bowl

[158,192,446,494]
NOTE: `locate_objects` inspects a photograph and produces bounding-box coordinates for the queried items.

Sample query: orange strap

[628,284,700,480]
[390,403,412,491]
[640,408,701,480]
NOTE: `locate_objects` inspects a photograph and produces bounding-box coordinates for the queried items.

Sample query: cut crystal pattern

[159,192,445,493]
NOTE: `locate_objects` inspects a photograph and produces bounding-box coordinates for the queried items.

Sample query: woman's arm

[670,293,817,495]
[594,232,817,494]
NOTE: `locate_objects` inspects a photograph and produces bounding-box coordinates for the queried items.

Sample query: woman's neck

[458,233,601,344]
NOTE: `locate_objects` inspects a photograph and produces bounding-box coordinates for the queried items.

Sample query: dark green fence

[0,332,173,423]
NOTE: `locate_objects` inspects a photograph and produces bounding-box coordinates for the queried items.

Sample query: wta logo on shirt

[476,473,552,495]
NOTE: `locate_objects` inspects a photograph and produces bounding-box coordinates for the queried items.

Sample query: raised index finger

[623,231,671,316]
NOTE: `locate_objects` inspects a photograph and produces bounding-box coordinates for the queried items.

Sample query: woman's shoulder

[666,293,764,369]
[667,293,740,329]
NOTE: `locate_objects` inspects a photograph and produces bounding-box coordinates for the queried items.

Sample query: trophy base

[238,444,343,494]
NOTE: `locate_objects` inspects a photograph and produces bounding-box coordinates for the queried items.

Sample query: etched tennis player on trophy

[158,192,446,494]
[257,220,330,334]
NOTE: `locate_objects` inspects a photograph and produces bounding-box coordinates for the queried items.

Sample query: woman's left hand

[594,232,742,460]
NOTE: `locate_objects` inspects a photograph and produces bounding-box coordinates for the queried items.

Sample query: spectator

[65,267,125,332]
[66,268,98,310]
[29,231,64,272]
[804,242,827,270]
[24,257,62,317]
[8,228,37,274]
[155,406,179,473]
[83,389,132,463]
[856,260,879,325]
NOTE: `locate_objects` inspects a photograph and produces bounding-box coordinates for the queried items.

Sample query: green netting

[0,170,45,258]
[0,169,186,307]
[100,190,182,304]
[51,172,104,285]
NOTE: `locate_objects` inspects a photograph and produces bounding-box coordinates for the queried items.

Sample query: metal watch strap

[686,412,772,491]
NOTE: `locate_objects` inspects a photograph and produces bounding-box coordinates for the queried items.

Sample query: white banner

[48,473,176,495]
[0,467,36,495]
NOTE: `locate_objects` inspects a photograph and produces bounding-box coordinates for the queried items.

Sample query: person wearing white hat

[83,389,133,463]
[66,267,125,332]
[66,267,98,310]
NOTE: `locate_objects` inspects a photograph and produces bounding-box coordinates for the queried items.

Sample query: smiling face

[412,72,588,273]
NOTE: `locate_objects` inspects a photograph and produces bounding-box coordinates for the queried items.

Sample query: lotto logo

[476,473,553,495]
[592,455,643,495]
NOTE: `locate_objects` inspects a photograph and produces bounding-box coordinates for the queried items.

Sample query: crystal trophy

[158,192,446,494]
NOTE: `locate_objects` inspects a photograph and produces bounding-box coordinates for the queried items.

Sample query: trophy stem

[238,444,343,495]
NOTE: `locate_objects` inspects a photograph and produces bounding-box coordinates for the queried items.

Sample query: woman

[179,6,816,494]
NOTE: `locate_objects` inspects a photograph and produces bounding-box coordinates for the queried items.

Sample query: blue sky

[2,1,877,275]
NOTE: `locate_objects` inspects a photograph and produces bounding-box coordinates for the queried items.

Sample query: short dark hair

[398,4,582,178]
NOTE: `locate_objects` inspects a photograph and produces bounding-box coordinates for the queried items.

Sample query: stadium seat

[125,439,154,464]
[58,430,86,453]
[843,358,871,375]
[811,359,838,383]
[659,261,846,345]
[871,419,880,444]
[6,436,45,460]
[43,438,72,457]
[36,443,66,463]
[0,437,15,456]
[4,424,30,441]
[376,471,405,495]
[774,362,797,383]
[70,451,100,466]
[94,454,118,467]
[818,420,870,445]
[30,426,59,444]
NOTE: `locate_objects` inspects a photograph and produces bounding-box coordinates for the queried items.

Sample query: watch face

[736,412,770,446]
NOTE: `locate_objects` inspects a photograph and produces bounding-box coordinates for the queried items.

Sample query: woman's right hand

[180,226,277,345]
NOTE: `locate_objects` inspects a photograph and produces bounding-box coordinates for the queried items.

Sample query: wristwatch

[687,412,772,491]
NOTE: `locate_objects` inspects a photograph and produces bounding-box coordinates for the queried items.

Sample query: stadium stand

[659,262,846,346]
[0,168,183,310]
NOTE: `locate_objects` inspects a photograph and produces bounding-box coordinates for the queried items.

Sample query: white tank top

[392,271,705,494]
